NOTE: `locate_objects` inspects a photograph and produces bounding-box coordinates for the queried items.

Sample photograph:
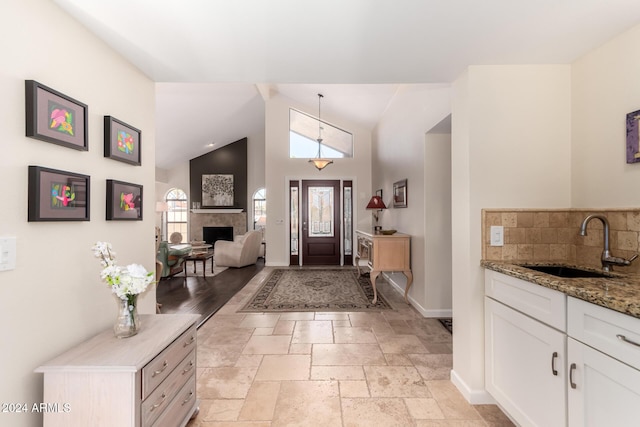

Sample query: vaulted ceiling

[53,0,640,169]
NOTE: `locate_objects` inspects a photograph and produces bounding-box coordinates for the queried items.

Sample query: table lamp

[366,195,386,232]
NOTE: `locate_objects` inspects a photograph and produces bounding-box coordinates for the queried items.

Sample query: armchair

[157,242,192,278]
[214,230,262,268]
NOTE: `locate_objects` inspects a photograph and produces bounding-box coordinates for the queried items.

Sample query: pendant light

[309,93,333,171]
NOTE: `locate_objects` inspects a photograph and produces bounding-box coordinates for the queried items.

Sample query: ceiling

[53,0,640,169]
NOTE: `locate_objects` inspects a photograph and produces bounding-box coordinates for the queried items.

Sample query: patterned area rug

[239,269,393,312]
[438,318,453,334]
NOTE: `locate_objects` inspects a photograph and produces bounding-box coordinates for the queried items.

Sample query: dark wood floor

[157,259,264,327]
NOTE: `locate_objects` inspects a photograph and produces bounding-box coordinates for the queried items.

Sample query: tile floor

[187,267,514,426]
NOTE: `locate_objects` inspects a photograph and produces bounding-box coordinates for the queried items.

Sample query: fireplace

[203,226,234,247]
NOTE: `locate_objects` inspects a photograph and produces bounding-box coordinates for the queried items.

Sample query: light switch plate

[0,237,16,271]
[490,226,504,246]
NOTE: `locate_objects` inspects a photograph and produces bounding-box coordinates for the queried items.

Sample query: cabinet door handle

[152,361,168,377]
[551,351,558,376]
[616,334,640,348]
[569,363,577,389]
[183,335,195,347]
[182,360,194,375]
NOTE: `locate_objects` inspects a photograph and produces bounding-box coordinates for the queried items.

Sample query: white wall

[264,94,372,266]
[0,1,155,425]
[572,23,640,208]
[372,84,451,314]
[424,131,452,314]
[451,65,572,402]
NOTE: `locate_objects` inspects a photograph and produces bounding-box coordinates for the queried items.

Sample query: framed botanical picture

[104,116,142,166]
[626,109,640,163]
[28,166,90,221]
[25,80,88,151]
[106,179,143,220]
[393,179,407,208]
[202,174,234,207]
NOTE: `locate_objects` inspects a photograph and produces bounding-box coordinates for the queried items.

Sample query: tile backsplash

[482,209,640,273]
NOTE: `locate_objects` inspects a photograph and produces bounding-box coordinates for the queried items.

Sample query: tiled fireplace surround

[189,212,247,242]
[482,209,640,274]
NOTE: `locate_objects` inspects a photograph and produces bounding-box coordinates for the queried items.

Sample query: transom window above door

[289,108,353,158]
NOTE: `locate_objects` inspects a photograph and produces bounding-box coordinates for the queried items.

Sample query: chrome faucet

[579,214,638,272]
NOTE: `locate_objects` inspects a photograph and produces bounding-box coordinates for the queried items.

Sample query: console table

[35,314,200,427]
[355,230,413,304]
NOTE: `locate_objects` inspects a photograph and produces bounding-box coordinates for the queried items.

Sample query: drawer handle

[152,361,168,377]
[569,363,577,389]
[181,390,194,406]
[150,393,166,411]
[182,361,194,375]
[616,334,640,348]
[551,351,558,376]
[183,336,195,347]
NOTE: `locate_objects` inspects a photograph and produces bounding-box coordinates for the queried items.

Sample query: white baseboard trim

[450,369,495,405]
[381,272,452,318]
[265,261,289,267]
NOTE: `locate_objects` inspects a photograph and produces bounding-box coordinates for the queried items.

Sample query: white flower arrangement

[92,241,154,300]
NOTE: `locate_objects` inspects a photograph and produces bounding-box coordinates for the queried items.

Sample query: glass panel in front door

[308,186,334,237]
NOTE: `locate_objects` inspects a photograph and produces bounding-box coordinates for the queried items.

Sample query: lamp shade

[155,201,169,212]
[366,196,386,210]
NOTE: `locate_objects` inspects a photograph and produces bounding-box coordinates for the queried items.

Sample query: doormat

[438,318,453,334]
[239,268,393,312]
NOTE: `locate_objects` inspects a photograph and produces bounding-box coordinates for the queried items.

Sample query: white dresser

[35,314,200,427]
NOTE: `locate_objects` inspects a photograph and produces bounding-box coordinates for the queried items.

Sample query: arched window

[165,188,188,243]
[253,188,266,232]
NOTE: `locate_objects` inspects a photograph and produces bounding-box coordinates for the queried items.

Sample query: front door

[301,180,341,265]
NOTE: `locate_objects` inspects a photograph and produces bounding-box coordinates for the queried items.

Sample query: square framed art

[28,166,90,221]
[104,116,142,166]
[25,80,88,151]
[106,179,143,220]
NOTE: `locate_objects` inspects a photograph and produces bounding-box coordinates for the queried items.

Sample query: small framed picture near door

[393,179,407,208]
[28,166,90,221]
[104,116,142,166]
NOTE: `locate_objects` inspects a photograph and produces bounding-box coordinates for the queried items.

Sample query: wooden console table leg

[370,270,380,304]
[355,254,361,276]
[403,270,414,303]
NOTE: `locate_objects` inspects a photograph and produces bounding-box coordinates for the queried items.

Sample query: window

[253,188,266,231]
[165,188,188,242]
[289,109,353,159]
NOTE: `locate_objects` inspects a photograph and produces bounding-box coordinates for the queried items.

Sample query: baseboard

[265,261,289,267]
[450,369,496,405]
[381,272,452,318]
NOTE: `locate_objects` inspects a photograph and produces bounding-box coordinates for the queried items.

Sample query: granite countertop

[482,260,640,319]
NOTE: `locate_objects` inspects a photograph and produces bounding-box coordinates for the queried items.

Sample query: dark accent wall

[189,138,247,212]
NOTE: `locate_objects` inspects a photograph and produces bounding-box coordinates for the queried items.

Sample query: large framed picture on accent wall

[25,80,88,151]
[202,174,234,207]
[28,166,90,221]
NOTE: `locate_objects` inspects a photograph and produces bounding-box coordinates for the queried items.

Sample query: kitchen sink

[521,265,611,278]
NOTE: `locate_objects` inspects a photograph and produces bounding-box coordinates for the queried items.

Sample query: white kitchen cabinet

[485,296,566,427]
[567,296,640,427]
[567,337,640,426]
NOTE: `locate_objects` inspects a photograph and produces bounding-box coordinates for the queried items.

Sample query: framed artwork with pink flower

[106,179,143,221]
[25,80,88,151]
[28,166,90,222]
[104,116,142,166]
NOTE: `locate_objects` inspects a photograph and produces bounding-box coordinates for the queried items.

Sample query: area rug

[438,318,453,334]
[239,269,393,312]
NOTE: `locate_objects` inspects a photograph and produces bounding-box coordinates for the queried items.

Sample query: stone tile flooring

[187,267,514,426]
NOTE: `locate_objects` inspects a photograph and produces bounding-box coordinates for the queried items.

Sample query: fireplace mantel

[191,209,243,214]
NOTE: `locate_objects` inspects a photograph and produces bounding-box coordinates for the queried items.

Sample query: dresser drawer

[152,375,197,427]
[568,297,640,369]
[142,349,196,426]
[485,270,566,331]
[142,324,197,398]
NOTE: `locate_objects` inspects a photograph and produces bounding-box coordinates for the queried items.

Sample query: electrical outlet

[0,237,16,271]
[490,226,504,246]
